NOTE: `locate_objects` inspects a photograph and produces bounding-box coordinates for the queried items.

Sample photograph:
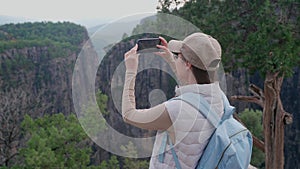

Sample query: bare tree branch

[231,84,265,107]
[249,84,265,100]
[231,95,264,107]
[253,135,265,153]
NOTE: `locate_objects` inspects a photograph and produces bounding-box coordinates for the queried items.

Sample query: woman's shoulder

[164,99,182,112]
[164,98,198,121]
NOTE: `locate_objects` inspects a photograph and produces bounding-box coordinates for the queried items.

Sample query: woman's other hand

[155,36,174,63]
[124,44,139,73]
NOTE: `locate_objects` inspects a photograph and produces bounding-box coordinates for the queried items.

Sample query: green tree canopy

[158,0,299,77]
[20,113,91,168]
[239,109,264,168]
[0,22,88,54]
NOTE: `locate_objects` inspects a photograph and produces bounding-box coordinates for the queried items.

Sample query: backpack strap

[158,132,182,169]
[158,131,168,163]
[172,92,220,128]
[158,92,233,168]
[220,92,236,120]
[173,92,236,127]
[168,133,182,169]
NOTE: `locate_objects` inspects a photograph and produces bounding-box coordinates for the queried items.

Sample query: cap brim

[168,40,183,53]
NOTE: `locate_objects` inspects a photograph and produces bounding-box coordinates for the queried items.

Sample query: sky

[0,0,159,27]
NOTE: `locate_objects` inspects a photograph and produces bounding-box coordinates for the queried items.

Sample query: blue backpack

[159,92,253,169]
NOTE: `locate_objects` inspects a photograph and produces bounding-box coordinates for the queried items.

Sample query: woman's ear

[186,62,192,70]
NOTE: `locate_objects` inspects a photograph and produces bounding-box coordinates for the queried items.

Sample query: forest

[0,22,87,54]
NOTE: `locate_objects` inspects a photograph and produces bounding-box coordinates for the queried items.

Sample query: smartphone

[137,38,161,53]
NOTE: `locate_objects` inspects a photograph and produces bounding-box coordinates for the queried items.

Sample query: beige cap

[168,32,221,71]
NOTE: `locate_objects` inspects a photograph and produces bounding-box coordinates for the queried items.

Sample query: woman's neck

[179,73,197,86]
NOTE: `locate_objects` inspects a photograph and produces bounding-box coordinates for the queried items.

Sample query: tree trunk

[231,72,293,168]
[263,72,285,169]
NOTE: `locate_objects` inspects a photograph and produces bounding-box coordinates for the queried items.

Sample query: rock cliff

[0,47,77,117]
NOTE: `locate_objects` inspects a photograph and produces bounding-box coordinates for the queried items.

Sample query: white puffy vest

[149,83,224,169]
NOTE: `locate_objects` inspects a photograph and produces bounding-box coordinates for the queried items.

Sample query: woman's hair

[181,54,218,84]
[190,66,218,84]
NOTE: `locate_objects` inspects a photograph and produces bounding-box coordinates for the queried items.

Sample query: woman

[122,32,224,168]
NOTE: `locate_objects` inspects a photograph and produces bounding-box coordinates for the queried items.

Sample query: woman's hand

[155,36,178,79]
[124,44,139,73]
[155,36,174,63]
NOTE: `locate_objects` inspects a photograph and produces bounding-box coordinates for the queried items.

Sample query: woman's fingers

[125,44,138,58]
[132,44,138,51]
[159,36,168,47]
[155,44,174,62]
[155,45,168,56]
[156,44,168,51]
[124,44,139,72]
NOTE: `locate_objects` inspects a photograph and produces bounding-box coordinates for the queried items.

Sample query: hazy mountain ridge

[0,15,111,28]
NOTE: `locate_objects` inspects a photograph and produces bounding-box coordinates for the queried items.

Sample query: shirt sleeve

[121,71,172,130]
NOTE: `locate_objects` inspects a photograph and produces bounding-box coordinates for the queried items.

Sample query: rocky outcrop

[0,47,77,117]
